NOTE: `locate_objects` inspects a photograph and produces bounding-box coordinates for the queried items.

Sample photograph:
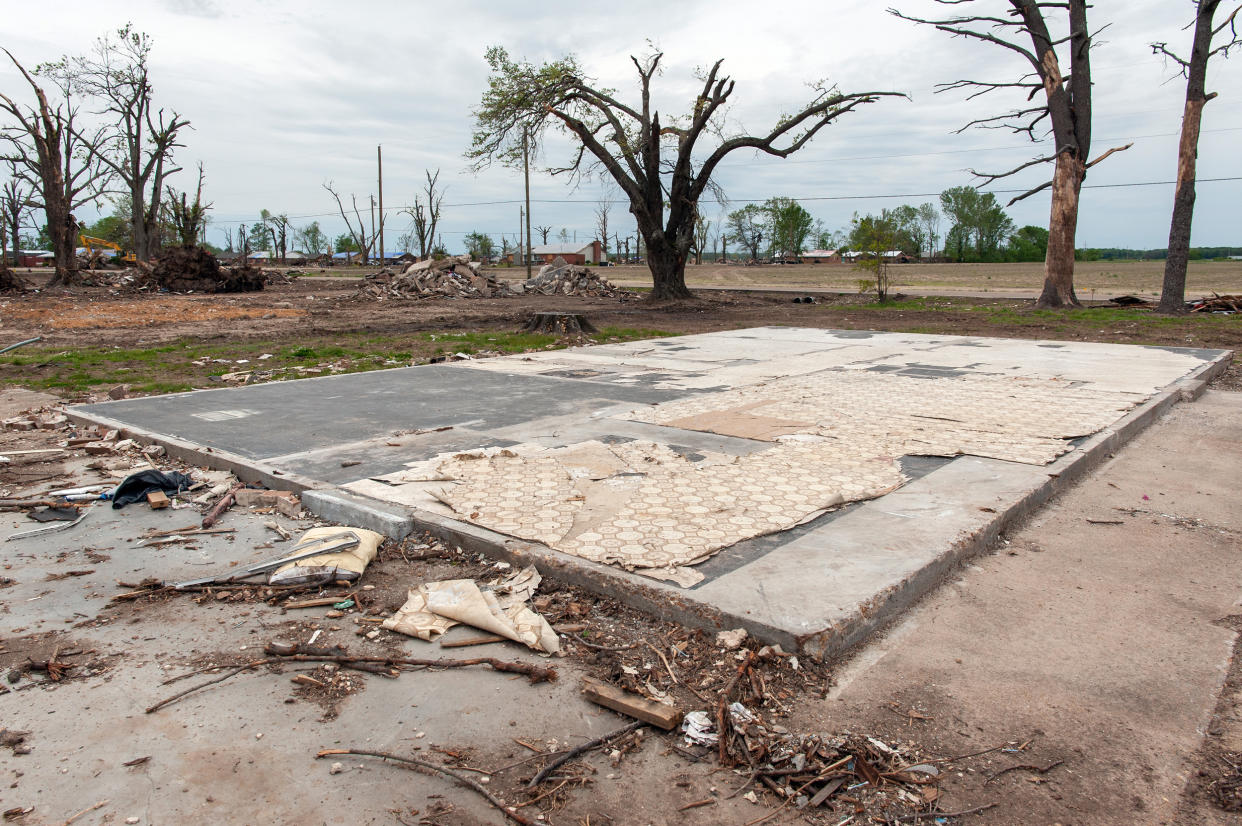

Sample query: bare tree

[1152,1,1241,313]
[323,181,374,264]
[594,197,612,262]
[55,25,188,263]
[891,1,1132,307]
[0,51,113,286]
[690,211,711,265]
[401,169,444,260]
[163,162,210,248]
[469,47,901,300]
[262,209,291,264]
[534,225,551,245]
[1,176,33,269]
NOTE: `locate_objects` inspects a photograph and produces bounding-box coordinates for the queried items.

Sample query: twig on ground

[317,748,536,826]
[984,759,1064,784]
[148,653,556,713]
[58,799,109,826]
[527,721,643,788]
[893,803,998,822]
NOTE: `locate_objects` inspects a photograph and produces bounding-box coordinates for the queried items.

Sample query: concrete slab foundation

[68,328,1231,659]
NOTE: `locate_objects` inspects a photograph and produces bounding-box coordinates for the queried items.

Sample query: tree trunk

[1036,152,1084,308]
[646,242,692,301]
[1158,5,1218,315]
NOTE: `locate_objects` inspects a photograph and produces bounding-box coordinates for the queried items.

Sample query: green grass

[0,326,676,397]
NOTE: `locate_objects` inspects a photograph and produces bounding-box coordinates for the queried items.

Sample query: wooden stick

[148,654,557,712]
[526,720,642,788]
[316,748,536,826]
[58,798,109,826]
[893,803,997,822]
[202,483,244,529]
[678,798,717,812]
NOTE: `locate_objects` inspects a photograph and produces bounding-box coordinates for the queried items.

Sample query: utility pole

[377,144,384,262]
[523,128,532,279]
[519,205,524,268]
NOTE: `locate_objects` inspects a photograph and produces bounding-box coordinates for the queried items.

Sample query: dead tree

[57,26,188,263]
[1153,1,1241,314]
[401,169,444,260]
[594,197,611,263]
[164,162,211,247]
[469,48,902,300]
[1,176,33,270]
[323,182,374,264]
[891,1,1132,308]
[263,210,291,264]
[534,225,551,245]
[0,51,113,286]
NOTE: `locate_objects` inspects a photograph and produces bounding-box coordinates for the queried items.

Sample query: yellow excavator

[79,234,137,265]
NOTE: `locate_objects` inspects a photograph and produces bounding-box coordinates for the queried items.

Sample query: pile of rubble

[514,257,631,298]
[357,255,514,300]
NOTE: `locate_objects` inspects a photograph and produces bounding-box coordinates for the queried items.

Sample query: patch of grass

[0,325,678,398]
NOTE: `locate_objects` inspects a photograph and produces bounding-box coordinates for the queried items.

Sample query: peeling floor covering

[339,329,1215,586]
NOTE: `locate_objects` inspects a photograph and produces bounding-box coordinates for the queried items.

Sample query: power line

[201,175,1241,226]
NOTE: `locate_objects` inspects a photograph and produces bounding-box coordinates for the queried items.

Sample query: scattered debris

[1109,294,1151,306]
[1191,293,1242,313]
[717,628,748,650]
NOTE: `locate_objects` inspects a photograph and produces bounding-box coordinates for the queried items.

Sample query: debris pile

[1192,293,1242,313]
[514,257,630,298]
[357,256,514,300]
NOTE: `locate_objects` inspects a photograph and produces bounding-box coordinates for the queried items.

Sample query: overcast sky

[4,0,1240,253]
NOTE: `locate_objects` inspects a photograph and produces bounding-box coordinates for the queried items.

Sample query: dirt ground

[1,271,1239,395]
[613,259,1242,295]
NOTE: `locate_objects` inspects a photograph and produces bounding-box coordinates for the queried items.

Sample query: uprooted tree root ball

[146,245,265,293]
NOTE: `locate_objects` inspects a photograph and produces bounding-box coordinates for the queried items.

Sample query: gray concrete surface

[67,329,1232,662]
[816,390,1242,825]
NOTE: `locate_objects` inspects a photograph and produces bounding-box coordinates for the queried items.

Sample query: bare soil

[0,271,1239,393]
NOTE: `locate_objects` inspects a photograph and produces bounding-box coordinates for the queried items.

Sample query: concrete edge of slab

[61,408,322,494]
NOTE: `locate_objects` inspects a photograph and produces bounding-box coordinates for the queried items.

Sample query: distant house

[247,251,271,262]
[17,250,53,267]
[842,250,911,263]
[530,241,603,266]
[803,249,842,264]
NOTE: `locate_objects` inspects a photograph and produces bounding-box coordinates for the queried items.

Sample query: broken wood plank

[441,634,506,648]
[581,677,682,730]
[283,597,340,610]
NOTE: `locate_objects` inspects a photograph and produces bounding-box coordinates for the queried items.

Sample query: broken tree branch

[147,652,557,712]
[527,720,643,788]
[317,748,537,826]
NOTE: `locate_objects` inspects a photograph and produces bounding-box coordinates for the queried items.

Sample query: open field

[0,272,1238,396]
[606,258,1242,296]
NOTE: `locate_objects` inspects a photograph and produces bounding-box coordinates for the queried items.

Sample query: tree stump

[521,312,598,335]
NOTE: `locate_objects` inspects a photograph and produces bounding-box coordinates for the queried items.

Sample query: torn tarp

[111,470,194,509]
[383,565,559,654]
